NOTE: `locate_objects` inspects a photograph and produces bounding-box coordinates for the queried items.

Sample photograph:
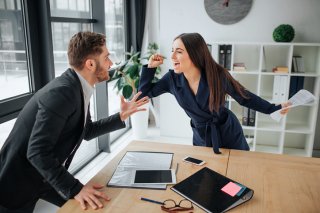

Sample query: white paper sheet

[270,89,316,122]
[107,151,173,189]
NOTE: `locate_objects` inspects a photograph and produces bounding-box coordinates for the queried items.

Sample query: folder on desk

[171,167,254,213]
[107,151,173,190]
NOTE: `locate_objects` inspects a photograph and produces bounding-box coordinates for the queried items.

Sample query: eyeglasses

[161,199,194,212]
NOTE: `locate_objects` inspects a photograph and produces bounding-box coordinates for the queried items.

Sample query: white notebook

[107,151,174,189]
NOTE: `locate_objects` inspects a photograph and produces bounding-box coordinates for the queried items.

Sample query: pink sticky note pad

[221,182,242,197]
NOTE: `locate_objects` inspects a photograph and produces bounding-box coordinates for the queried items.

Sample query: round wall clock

[204,0,253,25]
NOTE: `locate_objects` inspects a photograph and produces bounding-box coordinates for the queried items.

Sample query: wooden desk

[58,141,229,213]
[227,150,320,213]
[58,141,320,213]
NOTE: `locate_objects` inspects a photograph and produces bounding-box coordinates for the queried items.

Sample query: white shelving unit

[212,42,320,157]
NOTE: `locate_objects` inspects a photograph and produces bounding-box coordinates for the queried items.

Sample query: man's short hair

[68,31,106,70]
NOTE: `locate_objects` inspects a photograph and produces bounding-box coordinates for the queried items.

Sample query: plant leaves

[131,52,140,58]
[131,52,141,63]
[128,64,139,79]
[118,77,126,90]
[113,42,162,95]
[113,79,119,90]
[122,85,133,99]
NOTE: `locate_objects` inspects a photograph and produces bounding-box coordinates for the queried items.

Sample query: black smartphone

[183,156,205,166]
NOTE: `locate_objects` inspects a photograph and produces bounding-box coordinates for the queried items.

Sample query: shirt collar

[75,71,94,101]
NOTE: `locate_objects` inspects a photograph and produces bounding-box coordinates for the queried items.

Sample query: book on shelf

[272,75,288,103]
[225,45,232,70]
[296,57,305,72]
[279,76,287,102]
[289,76,298,98]
[289,76,305,98]
[297,76,305,92]
[218,44,232,70]
[219,45,226,68]
[233,67,246,71]
[233,62,246,71]
[242,107,249,126]
[292,56,305,73]
[242,107,256,127]
[248,109,256,126]
[292,56,298,72]
[272,66,288,73]
[272,76,280,102]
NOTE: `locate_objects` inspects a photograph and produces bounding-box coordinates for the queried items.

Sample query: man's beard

[95,61,110,82]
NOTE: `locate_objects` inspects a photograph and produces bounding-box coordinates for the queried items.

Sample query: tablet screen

[134,170,173,184]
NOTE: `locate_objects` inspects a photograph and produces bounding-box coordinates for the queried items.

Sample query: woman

[139,33,290,154]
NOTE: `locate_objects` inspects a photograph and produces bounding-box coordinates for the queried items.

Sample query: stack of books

[218,44,232,70]
[242,107,256,126]
[292,56,305,73]
[272,66,288,73]
[233,63,246,71]
[273,76,288,103]
[289,76,304,98]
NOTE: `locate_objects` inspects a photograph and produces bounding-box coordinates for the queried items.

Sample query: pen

[141,197,164,205]
[176,163,179,175]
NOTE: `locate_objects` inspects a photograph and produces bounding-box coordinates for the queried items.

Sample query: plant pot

[130,102,149,139]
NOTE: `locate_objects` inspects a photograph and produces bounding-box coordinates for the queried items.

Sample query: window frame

[0,0,128,164]
[0,0,55,123]
[104,0,130,146]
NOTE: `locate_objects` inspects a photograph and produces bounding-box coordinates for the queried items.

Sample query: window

[69,95,98,173]
[50,0,98,172]
[108,80,130,142]
[51,22,91,77]
[50,0,91,18]
[0,0,127,173]
[105,0,125,64]
[0,0,30,101]
[105,0,128,142]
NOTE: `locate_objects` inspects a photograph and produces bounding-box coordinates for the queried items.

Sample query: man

[0,31,149,212]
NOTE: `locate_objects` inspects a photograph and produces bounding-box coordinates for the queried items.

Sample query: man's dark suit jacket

[0,68,125,209]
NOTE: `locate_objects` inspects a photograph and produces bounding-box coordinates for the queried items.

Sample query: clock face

[204,0,253,25]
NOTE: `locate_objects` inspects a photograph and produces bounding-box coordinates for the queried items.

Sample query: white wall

[146,0,320,143]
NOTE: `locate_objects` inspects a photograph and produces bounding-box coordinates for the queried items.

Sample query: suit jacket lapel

[195,71,210,110]
[175,74,197,111]
[62,69,87,168]
[175,72,210,113]
[64,69,86,136]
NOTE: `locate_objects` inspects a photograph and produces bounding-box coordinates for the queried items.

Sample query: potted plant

[112,43,161,98]
[111,43,162,138]
[273,24,295,42]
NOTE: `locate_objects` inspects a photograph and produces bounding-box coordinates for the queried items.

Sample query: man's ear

[85,59,96,71]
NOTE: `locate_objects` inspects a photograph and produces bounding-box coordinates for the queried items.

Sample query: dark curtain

[125,0,147,53]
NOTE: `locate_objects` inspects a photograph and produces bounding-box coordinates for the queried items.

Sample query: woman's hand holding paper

[280,101,292,115]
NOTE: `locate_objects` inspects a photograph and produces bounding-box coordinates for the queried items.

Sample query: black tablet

[133,169,176,184]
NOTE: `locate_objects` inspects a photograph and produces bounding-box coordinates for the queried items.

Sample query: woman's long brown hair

[175,33,248,112]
